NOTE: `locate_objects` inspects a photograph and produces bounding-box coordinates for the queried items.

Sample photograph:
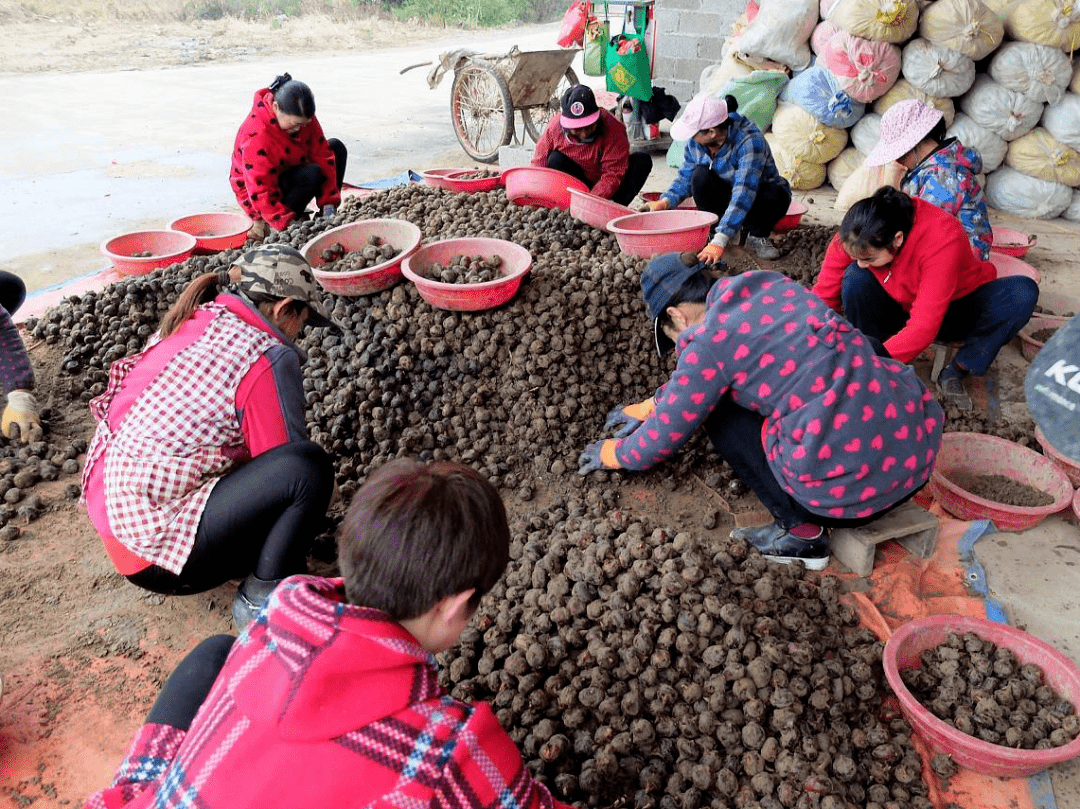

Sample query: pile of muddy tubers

[319,235,400,272]
[424,253,505,284]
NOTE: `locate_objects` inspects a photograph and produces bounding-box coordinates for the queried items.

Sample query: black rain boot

[232,574,282,632]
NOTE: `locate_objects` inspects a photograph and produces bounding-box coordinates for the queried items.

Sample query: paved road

[1,23,573,293]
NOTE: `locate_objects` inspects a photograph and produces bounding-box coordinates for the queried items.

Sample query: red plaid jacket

[84,576,573,809]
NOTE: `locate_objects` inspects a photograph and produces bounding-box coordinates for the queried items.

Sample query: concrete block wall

[651,0,744,104]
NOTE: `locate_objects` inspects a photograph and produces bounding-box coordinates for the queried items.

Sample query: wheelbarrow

[403,46,580,163]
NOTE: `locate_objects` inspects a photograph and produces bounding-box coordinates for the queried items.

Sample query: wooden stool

[829,501,939,577]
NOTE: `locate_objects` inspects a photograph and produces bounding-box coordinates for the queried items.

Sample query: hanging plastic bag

[606,18,652,101]
[557,0,588,48]
[583,3,610,76]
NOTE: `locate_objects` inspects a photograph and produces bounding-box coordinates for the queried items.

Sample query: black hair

[839,186,916,254]
[269,73,315,118]
[926,116,947,145]
[720,94,738,130]
[656,267,717,333]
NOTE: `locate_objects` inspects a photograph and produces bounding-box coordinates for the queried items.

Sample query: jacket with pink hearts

[615,270,943,520]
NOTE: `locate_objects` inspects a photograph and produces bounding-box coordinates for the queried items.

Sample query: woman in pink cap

[865,99,991,261]
[646,94,791,263]
[813,186,1037,409]
[531,84,652,205]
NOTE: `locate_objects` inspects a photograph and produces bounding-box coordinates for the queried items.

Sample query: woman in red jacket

[813,186,1038,408]
[230,73,347,235]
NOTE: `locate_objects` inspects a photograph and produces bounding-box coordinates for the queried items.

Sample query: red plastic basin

[991,226,1037,258]
[1018,313,1069,362]
[168,212,253,253]
[929,432,1073,531]
[568,188,633,233]
[401,237,531,311]
[989,252,1041,283]
[101,230,198,276]
[773,200,809,232]
[607,209,719,258]
[502,166,588,209]
[445,169,504,193]
[301,219,422,297]
[420,168,471,190]
[1035,426,1080,488]
[884,614,1080,778]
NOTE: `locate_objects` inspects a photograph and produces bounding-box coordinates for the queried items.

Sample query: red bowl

[445,169,504,193]
[991,226,1037,258]
[101,230,198,276]
[501,166,588,209]
[1018,313,1069,362]
[989,252,1041,283]
[568,188,633,232]
[773,200,809,232]
[1035,426,1080,489]
[168,212,253,253]
[301,219,422,297]
[607,210,719,258]
[884,614,1080,778]
[401,237,532,311]
[929,432,1073,531]
[420,168,472,190]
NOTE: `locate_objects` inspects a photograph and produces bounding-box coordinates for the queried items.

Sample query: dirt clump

[943,471,1056,508]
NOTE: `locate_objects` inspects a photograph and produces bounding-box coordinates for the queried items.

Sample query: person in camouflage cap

[81,243,336,632]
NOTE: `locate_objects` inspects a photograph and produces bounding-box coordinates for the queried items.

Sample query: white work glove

[2,390,40,443]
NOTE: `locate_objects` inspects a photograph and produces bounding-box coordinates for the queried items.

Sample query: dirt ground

[2,11,1080,809]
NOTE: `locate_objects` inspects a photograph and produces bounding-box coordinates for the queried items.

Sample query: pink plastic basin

[301,219,422,297]
[640,191,697,209]
[568,188,633,232]
[884,614,1080,778]
[991,226,1037,258]
[1035,426,1080,489]
[1018,313,1069,362]
[168,212,253,253]
[929,432,1073,531]
[420,168,472,190]
[773,200,809,232]
[989,252,1041,283]
[445,169,504,193]
[607,209,719,258]
[101,229,198,276]
[502,166,588,210]
[401,238,531,311]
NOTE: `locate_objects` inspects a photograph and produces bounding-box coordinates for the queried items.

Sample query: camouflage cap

[231,244,338,330]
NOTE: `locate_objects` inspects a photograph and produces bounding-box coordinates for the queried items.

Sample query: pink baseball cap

[670,95,729,141]
[864,99,944,167]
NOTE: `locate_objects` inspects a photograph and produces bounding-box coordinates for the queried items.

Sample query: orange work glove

[698,243,725,265]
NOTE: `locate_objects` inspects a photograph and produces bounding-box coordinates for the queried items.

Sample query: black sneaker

[730,522,830,570]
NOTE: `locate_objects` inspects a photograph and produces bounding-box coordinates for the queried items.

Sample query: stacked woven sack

[711,0,1080,221]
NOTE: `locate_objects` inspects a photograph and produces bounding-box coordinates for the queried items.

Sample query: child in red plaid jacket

[83,459,573,809]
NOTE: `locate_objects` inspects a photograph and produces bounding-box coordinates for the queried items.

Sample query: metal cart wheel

[450,61,515,163]
[521,66,580,143]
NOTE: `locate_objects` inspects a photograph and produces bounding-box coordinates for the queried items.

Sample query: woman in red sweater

[813,187,1038,408]
[230,73,347,235]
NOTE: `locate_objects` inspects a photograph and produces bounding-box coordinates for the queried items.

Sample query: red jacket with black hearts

[229,88,341,231]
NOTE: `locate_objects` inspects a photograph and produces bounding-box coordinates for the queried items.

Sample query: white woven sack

[1072,59,1080,94]
[766,135,829,189]
[874,79,955,126]
[988,42,1072,105]
[984,165,1072,218]
[959,75,1043,141]
[851,112,883,154]
[770,101,850,163]
[827,147,866,190]
[1041,92,1080,151]
[834,160,907,209]
[1062,188,1080,221]
[1004,0,1080,52]
[829,0,919,42]
[737,0,818,71]
[821,0,844,18]
[1005,128,1080,187]
[947,112,1008,171]
[901,38,976,98]
[918,0,1003,59]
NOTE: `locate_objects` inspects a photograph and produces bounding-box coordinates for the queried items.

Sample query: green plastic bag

[606,31,652,101]
[583,3,609,77]
[719,70,790,133]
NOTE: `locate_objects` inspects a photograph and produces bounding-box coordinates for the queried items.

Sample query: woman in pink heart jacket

[579,253,943,570]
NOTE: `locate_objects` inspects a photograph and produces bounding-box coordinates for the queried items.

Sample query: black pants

[704,398,916,530]
[0,271,27,316]
[690,165,791,239]
[280,138,348,218]
[546,150,653,206]
[146,634,235,730]
[127,441,335,595]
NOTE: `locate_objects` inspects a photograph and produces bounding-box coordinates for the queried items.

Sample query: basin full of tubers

[402,237,532,311]
[302,219,422,297]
